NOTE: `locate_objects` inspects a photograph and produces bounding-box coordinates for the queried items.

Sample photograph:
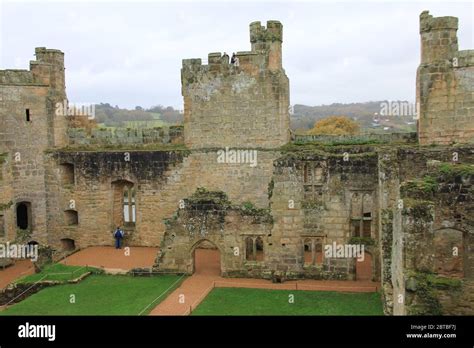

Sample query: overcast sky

[0,0,472,109]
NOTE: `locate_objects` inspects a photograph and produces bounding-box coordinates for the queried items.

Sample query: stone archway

[191,239,221,276]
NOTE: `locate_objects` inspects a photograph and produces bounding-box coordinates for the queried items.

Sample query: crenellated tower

[181,20,290,149]
[417,11,474,145]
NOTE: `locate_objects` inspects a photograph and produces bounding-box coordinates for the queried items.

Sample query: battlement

[0,47,65,87]
[417,11,474,145]
[181,21,289,149]
[419,11,459,64]
[249,20,283,44]
[420,10,458,33]
[181,20,283,78]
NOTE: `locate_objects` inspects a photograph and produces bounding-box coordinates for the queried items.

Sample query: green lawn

[2,274,185,315]
[192,288,384,315]
[15,264,99,284]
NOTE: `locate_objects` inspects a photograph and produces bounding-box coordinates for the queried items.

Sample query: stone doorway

[192,240,221,276]
[356,251,372,281]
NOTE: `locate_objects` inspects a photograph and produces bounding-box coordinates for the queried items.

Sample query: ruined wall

[391,147,474,315]
[0,47,67,244]
[182,20,290,149]
[45,149,277,250]
[267,147,380,280]
[67,125,183,146]
[417,11,474,145]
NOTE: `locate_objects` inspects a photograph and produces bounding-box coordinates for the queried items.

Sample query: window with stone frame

[303,237,323,266]
[245,236,264,261]
[302,161,325,201]
[350,192,373,238]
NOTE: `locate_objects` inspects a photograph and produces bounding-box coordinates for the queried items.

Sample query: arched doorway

[192,240,221,276]
[356,251,372,281]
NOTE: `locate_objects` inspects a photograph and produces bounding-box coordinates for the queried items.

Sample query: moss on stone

[50,143,190,153]
[348,236,376,246]
[406,271,462,315]
[0,200,13,211]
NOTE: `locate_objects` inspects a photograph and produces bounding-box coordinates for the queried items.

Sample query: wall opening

[356,251,373,281]
[350,192,373,238]
[64,210,78,226]
[16,202,31,230]
[26,109,31,122]
[60,238,76,251]
[0,214,5,237]
[245,236,265,262]
[59,163,75,185]
[192,239,221,276]
[303,237,323,266]
[112,180,136,228]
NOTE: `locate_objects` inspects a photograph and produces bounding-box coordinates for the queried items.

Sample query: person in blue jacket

[113,226,124,249]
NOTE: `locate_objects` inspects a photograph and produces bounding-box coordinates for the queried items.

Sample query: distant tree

[307,116,360,135]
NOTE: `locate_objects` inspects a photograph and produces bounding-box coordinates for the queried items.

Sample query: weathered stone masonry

[1,14,473,315]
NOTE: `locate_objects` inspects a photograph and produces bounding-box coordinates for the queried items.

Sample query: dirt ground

[0,260,34,289]
[61,246,159,271]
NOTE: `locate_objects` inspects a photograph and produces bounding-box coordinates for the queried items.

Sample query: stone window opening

[123,186,136,225]
[350,193,373,238]
[59,163,75,186]
[26,109,31,122]
[60,238,76,251]
[0,214,5,237]
[303,237,323,266]
[303,162,325,201]
[16,201,32,231]
[64,210,78,226]
[245,236,264,261]
[112,180,136,229]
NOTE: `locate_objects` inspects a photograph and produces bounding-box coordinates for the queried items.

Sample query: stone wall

[67,125,183,146]
[45,149,277,250]
[417,11,474,145]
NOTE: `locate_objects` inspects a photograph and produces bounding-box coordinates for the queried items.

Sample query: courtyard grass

[14,264,100,284]
[192,288,384,315]
[1,274,185,315]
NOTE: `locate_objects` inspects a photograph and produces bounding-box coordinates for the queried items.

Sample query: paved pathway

[149,249,380,316]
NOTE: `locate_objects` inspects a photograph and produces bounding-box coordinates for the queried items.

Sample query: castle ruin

[0,11,473,315]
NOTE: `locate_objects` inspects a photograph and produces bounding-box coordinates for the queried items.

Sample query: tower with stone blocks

[181,20,290,149]
[417,11,474,145]
[0,47,68,243]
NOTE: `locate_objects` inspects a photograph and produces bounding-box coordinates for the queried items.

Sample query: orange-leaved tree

[307,116,360,135]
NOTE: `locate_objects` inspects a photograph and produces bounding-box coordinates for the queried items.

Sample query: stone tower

[0,47,68,243]
[417,11,474,145]
[181,20,290,149]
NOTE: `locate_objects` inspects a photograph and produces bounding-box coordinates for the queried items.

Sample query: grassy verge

[2,274,185,315]
[192,288,383,316]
